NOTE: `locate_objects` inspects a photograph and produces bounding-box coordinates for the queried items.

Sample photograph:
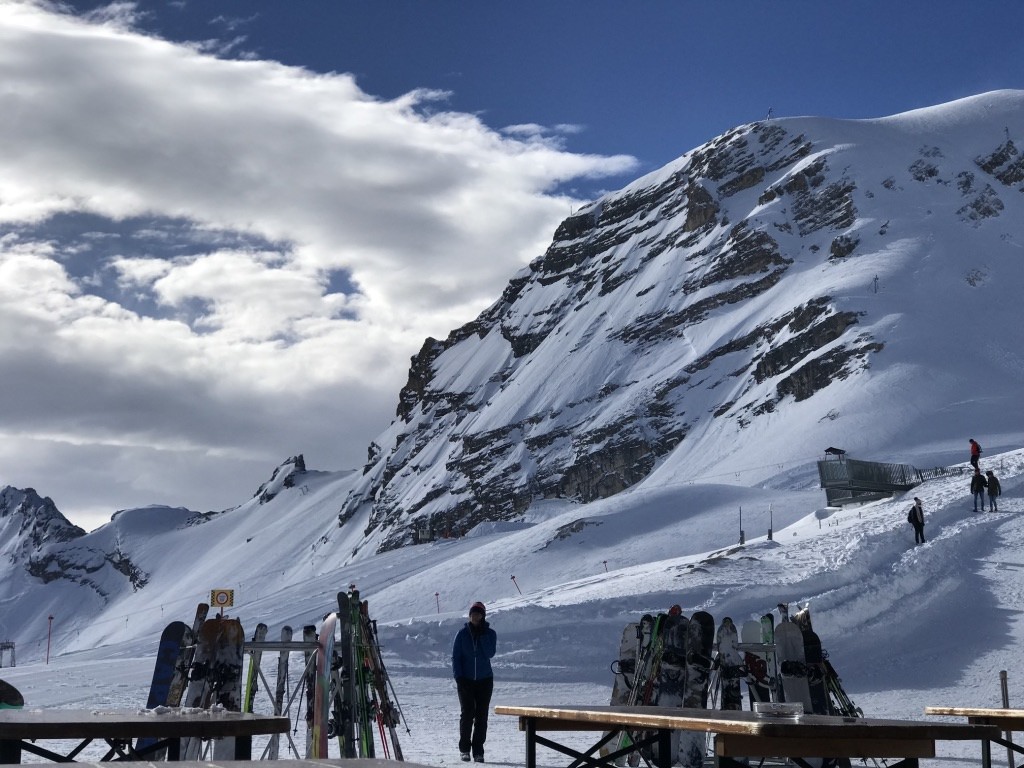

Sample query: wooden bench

[495,704,1000,768]
[926,706,1024,768]
[0,708,289,763]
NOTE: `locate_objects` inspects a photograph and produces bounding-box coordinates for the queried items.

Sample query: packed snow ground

[5,445,1024,767]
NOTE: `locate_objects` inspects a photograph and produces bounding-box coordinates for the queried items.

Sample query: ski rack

[239,636,319,759]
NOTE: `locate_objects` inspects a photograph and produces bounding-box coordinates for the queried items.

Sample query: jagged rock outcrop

[255,455,307,504]
[333,93,1024,554]
[0,486,150,596]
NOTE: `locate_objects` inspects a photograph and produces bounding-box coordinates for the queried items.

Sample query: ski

[243,622,269,713]
[801,627,831,714]
[613,613,664,765]
[357,596,405,760]
[311,613,338,758]
[302,624,318,758]
[267,625,293,759]
[166,602,209,708]
[334,592,357,758]
[761,613,780,702]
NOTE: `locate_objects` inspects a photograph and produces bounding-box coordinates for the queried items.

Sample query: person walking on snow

[971,467,988,512]
[907,497,925,544]
[986,470,1002,512]
[969,439,982,470]
[452,601,497,763]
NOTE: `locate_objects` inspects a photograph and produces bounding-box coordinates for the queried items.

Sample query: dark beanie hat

[470,601,486,616]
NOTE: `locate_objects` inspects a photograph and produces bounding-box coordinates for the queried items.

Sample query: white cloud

[0,1,637,529]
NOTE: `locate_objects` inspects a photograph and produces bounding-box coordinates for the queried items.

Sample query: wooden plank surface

[926,706,1024,730]
[716,734,935,758]
[0,709,289,739]
[70,761,434,768]
[494,705,999,741]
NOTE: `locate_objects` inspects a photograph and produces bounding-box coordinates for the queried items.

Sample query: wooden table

[496,704,1000,768]
[0,708,289,763]
[926,706,1024,768]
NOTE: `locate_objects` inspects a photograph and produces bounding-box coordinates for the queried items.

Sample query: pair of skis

[309,589,406,760]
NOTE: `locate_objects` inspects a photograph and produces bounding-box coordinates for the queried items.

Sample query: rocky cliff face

[336,92,1024,553]
[0,486,150,597]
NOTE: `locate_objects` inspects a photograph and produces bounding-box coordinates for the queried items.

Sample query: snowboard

[802,628,831,715]
[609,621,641,707]
[0,678,24,709]
[144,621,188,709]
[182,616,246,759]
[740,619,770,705]
[792,604,812,632]
[603,618,643,762]
[691,610,715,706]
[243,622,269,713]
[654,613,688,765]
[715,617,744,710]
[135,620,188,755]
[679,611,712,768]
[775,620,812,712]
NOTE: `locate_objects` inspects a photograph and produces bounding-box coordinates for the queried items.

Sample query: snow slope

[5,446,1024,768]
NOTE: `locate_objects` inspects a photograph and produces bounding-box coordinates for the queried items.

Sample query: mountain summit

[342,90,1024,553]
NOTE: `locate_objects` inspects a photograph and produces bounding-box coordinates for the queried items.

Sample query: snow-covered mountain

[344,89,1024,552]
[3,90,1024,665]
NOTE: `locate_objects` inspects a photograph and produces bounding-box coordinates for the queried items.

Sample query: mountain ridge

[4,90,1024,654]
[341,89,1024,552]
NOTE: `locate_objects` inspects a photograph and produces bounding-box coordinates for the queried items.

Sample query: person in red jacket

[969,439,982,470]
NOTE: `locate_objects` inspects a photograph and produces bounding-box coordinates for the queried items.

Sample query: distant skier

[970,468,988,512]
[969,439,982,470]
[986,470,1002,512]
[907,497,925,544]
[452,601,497,763]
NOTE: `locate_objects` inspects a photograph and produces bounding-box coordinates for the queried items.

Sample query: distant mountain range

[4,90,1024,652]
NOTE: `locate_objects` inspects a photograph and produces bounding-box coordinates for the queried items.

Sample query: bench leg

[0,739,20,764]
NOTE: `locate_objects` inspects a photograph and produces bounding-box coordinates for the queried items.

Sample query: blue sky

[96,1,1024,193]
[0,0,1021,531]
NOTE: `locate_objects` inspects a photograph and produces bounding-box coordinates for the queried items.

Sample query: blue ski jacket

[452,621,497,680]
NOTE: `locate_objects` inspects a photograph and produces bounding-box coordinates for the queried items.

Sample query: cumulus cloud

[0,1,637,529]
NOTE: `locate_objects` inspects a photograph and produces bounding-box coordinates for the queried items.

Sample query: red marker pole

[435,592,440,614]
[46,615,54,664]
[511,575,522,595]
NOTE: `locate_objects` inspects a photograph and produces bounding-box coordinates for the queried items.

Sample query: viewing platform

[817,447,923,506]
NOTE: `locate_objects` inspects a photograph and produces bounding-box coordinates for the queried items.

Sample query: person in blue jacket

[452,601,497,762]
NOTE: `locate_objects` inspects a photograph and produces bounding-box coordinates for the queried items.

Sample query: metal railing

[818,457,923,494]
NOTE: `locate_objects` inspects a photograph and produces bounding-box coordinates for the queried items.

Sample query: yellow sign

[211,589,234,608]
